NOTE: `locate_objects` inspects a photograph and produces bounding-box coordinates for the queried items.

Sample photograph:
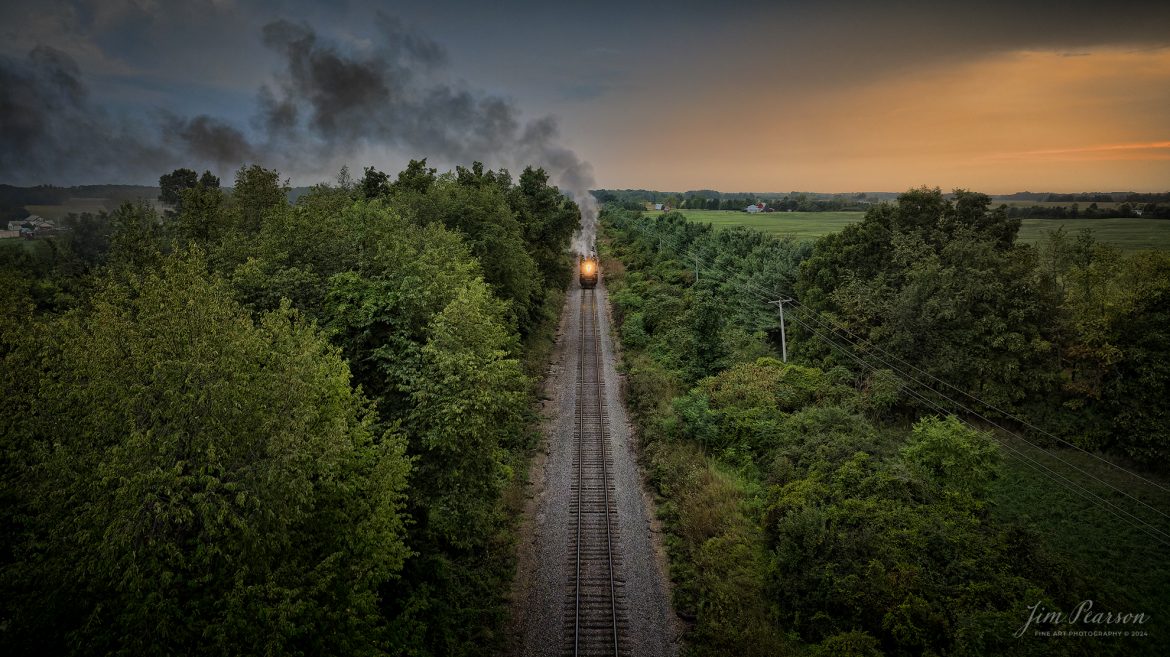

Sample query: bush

[901,415,1000,497]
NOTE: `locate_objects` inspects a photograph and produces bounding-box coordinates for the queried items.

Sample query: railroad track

[564,287,629,656]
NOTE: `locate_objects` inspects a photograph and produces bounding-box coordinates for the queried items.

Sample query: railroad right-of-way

[509,267,678,657]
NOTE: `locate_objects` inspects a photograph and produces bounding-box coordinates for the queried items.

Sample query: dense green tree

[176,182,227,243]
[600,205,1139,656]
[1034,230,1170,462]
[58,211,113,269]
[230,164,288,233]
[510,166,581,290]
[392,158,437,195]
[796,188,1059,411]
[361,165,392,199]
[159,167,198,207]
[1097,252,1170,462]
[901,415,1000,497]
[1,158,586,657]
[0,250,410,656]
[199,169,220,188]
[108,201,165,270]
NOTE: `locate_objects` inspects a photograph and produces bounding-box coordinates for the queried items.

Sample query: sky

[1,0,1169,193]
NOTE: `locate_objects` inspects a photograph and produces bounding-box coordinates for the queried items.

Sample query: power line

[783,310,1170,547]
[624,214,1168,495]
[612,213,1170,540]
[786,300,1170,521]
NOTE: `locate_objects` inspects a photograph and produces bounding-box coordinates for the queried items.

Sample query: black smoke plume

[0,13,597,248]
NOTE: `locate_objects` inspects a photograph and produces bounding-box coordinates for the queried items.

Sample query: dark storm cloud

[0,7,599,236]
[735,0,1170,88]
[3,0,1167,195]
[0,45,174,182]
[163,114,256,164]
[254,15,599,241]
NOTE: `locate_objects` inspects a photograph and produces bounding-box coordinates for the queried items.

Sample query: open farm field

[25,198,115,220]
[993,200,1128,209]
[654,208,1170,252]
[643,209,864,239]
[1015,217,1170,251]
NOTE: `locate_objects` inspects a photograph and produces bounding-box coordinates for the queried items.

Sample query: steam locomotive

[579,252,599,288]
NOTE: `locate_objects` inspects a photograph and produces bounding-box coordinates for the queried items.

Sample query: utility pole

[770,298,793,363]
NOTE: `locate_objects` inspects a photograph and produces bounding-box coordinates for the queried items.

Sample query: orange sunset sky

[579,48,1170,192]
[2,1,1168,193]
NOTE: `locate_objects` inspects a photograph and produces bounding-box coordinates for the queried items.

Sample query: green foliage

[375,163,579,337]
[901,416,1000,496]
[108,201,165,270]
[230,163,288,234]
[643,440,792,656]
[176,181,227,243]
[797,187,1059,412]
[58,210,114,268]
[1036,230,1170,462]
[791,191,1170,467]
[600,206,1130,657]
[1,250,410,656]
[816,631,884,657]
[1103,251,1170,461]
[1,159,582,657]
[361,165,393,198]
[159,167,198,207]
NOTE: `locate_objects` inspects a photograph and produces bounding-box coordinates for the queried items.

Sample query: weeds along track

[564,288,630,656]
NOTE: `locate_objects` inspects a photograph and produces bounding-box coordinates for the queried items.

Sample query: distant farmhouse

[745,202,767,213]
[3,215,60,240]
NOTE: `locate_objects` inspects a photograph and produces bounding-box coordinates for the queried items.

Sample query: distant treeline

[1003,202,1170,219]
[0,184,160,224]
[0,183,158,206]
[1038,191,1170,203]
[594,188,1170,215]
[0,183,315,223]
[594,188,881,212]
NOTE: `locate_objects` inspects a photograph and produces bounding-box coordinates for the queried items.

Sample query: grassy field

[1015,218,1170,252]
[992,200,1129,209]
[25,198,114,220]
[989,441,1170,644]
[0,237,53,252]
[651,209,1170,252]
[648,209,864,239]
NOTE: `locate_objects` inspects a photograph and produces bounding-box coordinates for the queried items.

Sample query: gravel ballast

[508,278,679,657]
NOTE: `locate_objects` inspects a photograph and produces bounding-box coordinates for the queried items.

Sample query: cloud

[0,10,599,243]
[251,15,598,241]
[0,45,174,182]
[985,141,1170,162]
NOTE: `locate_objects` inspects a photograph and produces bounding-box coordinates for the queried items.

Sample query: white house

[745,203,766,213]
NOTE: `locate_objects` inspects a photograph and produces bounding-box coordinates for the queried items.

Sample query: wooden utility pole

[770,298,793,363]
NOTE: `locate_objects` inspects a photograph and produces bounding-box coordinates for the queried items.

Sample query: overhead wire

[624,213,1170,494]
[610,212,1170,542]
